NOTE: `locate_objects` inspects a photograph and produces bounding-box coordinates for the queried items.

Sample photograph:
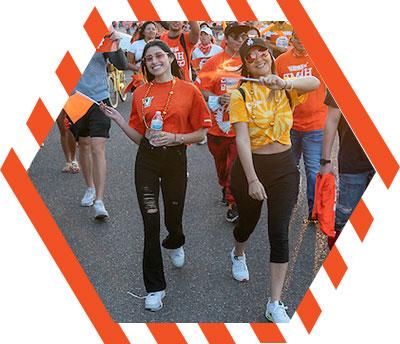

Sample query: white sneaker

[265,298,290,323]
[94,200,109,220]
[145,290,166,311]
[167,246,185,268]
[81,187,96,207]
[230,248,249,281]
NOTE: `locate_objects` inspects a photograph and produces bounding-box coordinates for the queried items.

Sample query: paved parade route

[29,94,329,322]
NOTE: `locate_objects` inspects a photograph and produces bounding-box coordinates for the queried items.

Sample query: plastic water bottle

[150,111,163,131]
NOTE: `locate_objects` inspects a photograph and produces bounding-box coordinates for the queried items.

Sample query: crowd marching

[58,21,375,322]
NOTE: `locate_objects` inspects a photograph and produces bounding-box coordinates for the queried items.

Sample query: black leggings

[135,138,187,292]
[231,149,299,263]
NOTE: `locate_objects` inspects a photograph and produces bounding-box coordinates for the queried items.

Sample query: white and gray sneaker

[265,298,290,323]
[167,246,185,268]
[230,248,249,281]
[93,200,109,220]
[145,290,166,311]
[81,187,96,207]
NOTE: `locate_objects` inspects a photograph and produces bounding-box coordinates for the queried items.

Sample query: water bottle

[150,111,163,131]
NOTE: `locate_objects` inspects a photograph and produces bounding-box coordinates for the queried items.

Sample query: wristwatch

[320,159,331,166]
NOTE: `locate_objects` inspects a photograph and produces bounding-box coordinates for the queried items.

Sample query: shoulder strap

[180,33,189,60]
[238,87,246,102]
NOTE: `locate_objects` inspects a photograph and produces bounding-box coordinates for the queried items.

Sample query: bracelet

[248,179,259,185]
[181,135,184,144]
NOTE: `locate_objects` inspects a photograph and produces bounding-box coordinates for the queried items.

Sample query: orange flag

[96,32,119,53]
[63,91,97,123]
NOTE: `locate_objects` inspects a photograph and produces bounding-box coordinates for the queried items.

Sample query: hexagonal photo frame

[1,0,399,343]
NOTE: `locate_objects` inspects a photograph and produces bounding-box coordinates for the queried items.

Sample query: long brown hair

[138,21,156,40]
[141,40,184,82]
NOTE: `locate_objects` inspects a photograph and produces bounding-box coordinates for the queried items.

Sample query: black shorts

[69,98,111,140]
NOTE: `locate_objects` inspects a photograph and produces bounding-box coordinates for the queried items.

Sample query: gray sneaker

[145,290,166,311]
[167,247,185,268]
[81,187,96,207]
[230,248,249,281]
[94,200,109,220]
[265,298,290,323]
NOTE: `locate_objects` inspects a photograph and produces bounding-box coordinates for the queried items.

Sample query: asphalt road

[29,92,329,323]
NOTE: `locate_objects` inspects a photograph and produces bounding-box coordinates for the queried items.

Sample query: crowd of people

[58,21,374,322]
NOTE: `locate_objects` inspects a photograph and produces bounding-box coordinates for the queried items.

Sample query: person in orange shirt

[264,21,293,58]
[100,40,211,312]
[159,21,200,81]
[275,31,327,222]
[196,22,250,223]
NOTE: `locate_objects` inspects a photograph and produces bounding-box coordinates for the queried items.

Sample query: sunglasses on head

[245,47,270,64]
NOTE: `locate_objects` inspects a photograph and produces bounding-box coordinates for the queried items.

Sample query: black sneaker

[226,205,239,223]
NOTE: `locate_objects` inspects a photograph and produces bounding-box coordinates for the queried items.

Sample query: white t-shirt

[191,44,223,70]
[127,39,147,68]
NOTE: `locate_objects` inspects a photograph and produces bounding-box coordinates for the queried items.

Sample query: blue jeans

[335,171,375,232]
[290,129,323,216]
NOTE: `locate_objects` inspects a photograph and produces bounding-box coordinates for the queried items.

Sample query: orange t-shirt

[265,22,293,50]
[129,78,211,136]
[196,51,242,137]
[160,32,195,81]
[275,48,327,131]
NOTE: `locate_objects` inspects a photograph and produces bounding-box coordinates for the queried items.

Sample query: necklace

[248,82,279,129]
[141,78,176,129]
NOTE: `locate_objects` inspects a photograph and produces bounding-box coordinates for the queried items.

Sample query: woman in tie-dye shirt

[228,37,320,323]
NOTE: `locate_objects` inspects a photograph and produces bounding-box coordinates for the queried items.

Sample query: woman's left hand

[259,75,286,90]
[149,131,176,146]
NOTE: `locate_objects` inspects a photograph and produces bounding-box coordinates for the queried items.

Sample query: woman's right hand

[248,179,267,201]
[100,102,123,123]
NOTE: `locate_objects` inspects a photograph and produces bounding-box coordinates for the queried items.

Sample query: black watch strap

[320,158,331,166]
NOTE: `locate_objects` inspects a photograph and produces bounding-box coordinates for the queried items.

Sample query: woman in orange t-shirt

[100,40,211,312]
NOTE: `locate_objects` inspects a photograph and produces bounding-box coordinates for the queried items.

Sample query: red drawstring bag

[312,173,336,237]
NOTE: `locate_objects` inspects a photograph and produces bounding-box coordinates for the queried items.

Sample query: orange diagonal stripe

[276,0,399,189]
[296,289,322,334]
[127,0,160,20]
[199,323,235,344]
[350,198,374,242]
[323,245,348,289]
[226,0,257,21]
[84,7,109,48]
[0,149,130,344]
[26,98,54,146]
[177,0,211,20]
[56,51,81,95]
[147,323,187,344]
[250,323,286,343]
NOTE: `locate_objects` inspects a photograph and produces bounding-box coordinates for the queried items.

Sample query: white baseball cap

[200,26,213,36]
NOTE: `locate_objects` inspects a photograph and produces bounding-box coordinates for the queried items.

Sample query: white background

[0,0,399,343]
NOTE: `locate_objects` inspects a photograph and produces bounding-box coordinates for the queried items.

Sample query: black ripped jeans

[135,138,187,292]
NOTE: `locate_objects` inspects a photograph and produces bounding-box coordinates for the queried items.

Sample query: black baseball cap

[224,22,251,37]
[239,37,269,61]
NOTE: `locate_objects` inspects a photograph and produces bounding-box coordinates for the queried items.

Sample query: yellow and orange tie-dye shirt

[229,81,306,151]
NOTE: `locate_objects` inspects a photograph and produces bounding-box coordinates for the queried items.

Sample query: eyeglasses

[143,52,169,63]
[245,48,270,64]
